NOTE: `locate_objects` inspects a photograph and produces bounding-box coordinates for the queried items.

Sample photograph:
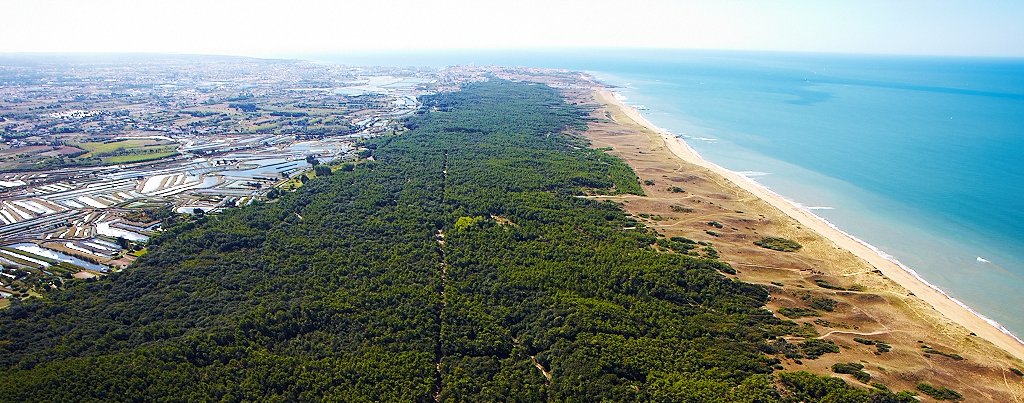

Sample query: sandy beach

[596,88,1024,362]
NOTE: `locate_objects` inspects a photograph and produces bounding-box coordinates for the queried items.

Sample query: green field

[74,139,178,163]
[105,150,178,164]
[75,139,164,155]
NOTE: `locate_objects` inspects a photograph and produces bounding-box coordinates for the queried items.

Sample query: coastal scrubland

[0,80,931,401]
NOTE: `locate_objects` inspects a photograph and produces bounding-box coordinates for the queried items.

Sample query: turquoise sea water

[586,52,1024,342]
[312,50,1024,341]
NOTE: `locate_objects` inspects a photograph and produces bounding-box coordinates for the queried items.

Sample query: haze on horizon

[3,0,1023,58]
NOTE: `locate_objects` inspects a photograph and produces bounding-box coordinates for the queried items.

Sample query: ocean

[308,49,1024,340]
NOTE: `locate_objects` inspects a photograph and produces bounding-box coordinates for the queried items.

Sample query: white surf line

[703,143,1024,346]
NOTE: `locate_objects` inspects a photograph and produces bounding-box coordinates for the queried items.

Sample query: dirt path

[433,151,450,403]
[512,337,552,385]
[530,355,552,384]
[821,329,891,338]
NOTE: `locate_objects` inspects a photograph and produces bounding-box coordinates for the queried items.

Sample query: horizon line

[2,47,1023,62]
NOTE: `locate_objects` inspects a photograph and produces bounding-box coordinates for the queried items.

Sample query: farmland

[74,139,179,164]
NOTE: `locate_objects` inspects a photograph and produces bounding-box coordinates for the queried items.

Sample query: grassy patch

[920,344,963,360]
[75,139,178,164]
[799,339,840,359]
[669,204,693,213]
[76,139,159,155]
[453,216,485,232]
[854,338,892,354]
[916,383,962,401]
[778,307,819,318]
[807,297,837,312]
[754,236,802,252]
[814,279,845,290]
[832,362,871,383]
[655,238,696,254]
[813,318,849,328]
[669,236,695,244]
[769,337,838,360]
[106,150,178,164]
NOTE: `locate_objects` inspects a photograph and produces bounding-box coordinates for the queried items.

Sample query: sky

[2,0,1023,57]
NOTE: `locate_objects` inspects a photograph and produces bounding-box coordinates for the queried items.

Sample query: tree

[314,165,332,177]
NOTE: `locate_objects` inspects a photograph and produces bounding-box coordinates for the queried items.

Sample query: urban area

[0,54,441,304]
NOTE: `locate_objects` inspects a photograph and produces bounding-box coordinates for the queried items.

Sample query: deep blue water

[306,49,1024,340]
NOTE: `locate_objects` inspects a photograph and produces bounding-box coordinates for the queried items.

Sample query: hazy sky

[3,0,1023,57]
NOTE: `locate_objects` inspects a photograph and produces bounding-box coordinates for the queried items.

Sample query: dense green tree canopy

[0,80,911,402]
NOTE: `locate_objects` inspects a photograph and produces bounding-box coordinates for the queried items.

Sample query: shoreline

[597,87,1024,361]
